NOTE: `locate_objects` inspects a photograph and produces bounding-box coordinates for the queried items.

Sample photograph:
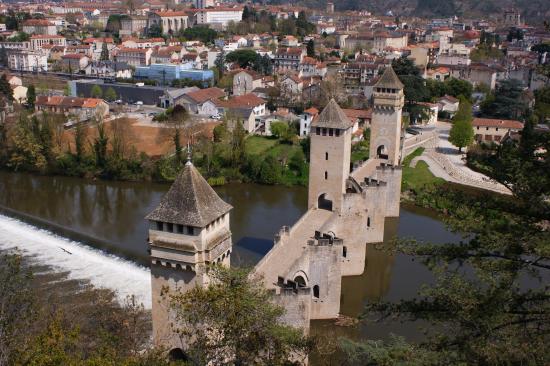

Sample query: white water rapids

[0,214,152,309]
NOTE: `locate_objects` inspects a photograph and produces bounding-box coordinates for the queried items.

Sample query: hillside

[300,0,549,24]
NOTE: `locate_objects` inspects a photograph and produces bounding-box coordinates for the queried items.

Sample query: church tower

[308,99,355,213]
[146,160,233,354]
[369,66,405,166]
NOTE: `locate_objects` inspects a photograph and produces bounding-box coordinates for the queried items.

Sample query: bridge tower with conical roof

[145,160,233,355]
[307,99,355,213]
[370,66,405,166]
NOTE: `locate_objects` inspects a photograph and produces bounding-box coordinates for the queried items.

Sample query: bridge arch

[317,193,333,211]
[168,348,189,362]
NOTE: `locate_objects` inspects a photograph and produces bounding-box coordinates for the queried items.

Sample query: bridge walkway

[254,208,334,289]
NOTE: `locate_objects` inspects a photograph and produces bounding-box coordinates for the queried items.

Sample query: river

[0,171,462,341]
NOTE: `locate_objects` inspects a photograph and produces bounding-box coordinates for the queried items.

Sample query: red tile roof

[472,118,523,129]
[23,19,54,26]
[343,108,372,120]
[216,93,265,109]
[185,87,226,104]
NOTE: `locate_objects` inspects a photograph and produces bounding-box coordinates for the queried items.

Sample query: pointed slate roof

[311,99,354,130]
[146,163,232,227]
[374,66,404,89]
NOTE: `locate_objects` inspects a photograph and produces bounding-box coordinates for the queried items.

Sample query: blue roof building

[135,63,214,86]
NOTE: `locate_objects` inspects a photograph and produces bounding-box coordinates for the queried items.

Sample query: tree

[270,121,289,139]
[167,104,189,163]
[26,84,36,109]
[0,74,13,102]
[214,49,225,77]
[0,46,7,67]
[449,97,474,152]
[93,123,108,168]
[104,87,117,102]
[339,126,550,365]
[148,23,163,38]
[169,266,309,365]
[100,42,109,61]
[306,39,315,57]
[225,49,258,69]
[90,85,103,99]
[0,252,35,365]
[180,26,218,44]
[74,122,87,162]
[480,79,528,119]
[392,57,430,111]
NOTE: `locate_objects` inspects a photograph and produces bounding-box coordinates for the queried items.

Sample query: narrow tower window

[313,285,320,298]
[324,171,328,180]
[325,152,328,160]
[343,246,347,258]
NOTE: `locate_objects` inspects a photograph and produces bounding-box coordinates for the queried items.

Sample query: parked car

[135,101,143,106]
[406,128,420,135]
[210,114,221,120]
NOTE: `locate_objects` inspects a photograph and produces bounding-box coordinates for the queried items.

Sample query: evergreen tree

[0,74,13,102]
[449,97,474,152]
[104,87,117,102]
[306,39,315,57]
[100,42,109,61]
[90,85,103,99]
[26,85,36,109]
[214,49,225,77]
[0,46,7,67]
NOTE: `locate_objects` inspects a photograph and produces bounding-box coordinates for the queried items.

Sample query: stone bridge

[253,68,406,331]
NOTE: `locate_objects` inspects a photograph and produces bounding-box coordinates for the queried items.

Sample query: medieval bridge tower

[146,66,405,354]
[146,160,233,354]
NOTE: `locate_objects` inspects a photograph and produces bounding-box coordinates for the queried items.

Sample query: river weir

[0,213,152,308]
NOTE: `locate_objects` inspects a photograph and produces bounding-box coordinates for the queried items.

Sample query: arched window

[313,285,320,298]
[294,275,306,287]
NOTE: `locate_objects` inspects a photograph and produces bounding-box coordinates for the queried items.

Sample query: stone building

[120,16,148,37]
[273,47,305,73]
[146,161,233,352]
[148,11,189,36]
[21,19,57,35]
[30,35,66,51]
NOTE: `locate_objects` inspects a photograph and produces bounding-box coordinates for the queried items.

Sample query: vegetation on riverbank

[0,108,310,186]
[0,251,176,365]
[329,117,550,365]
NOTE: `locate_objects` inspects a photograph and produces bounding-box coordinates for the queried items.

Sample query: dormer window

[156,221,163,231]
[167,223,174,232]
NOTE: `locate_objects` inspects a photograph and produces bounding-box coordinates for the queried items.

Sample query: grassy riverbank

[401,147,445,192]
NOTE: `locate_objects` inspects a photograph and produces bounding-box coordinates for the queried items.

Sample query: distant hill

[299,0,549,24]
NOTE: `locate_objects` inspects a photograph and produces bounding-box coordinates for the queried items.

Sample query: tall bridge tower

[307,99,355,213]
[145,160,233,356]
[369,66,405,166]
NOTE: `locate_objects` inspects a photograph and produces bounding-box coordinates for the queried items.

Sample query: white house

[299,107,319,137]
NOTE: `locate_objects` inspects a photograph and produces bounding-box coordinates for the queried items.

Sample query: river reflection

[0,171,307,266]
